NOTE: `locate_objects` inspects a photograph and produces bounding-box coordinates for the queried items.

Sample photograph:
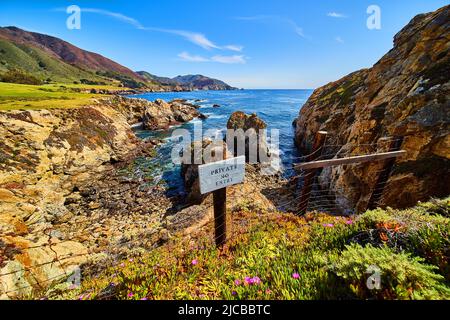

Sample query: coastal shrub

[80,78,106,86]
[332,244,450,300]
[43,198,449,301]
[417,198,450,218]
[354,200,450,279]
[307,215,361,251]
[95,70,145,89]
[38,61,46,69]
[1,69,42,85]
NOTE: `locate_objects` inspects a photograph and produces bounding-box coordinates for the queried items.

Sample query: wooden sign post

[213,187,227,247]
[198,156,246,247]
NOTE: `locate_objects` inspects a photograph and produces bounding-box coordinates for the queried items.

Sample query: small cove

[129,89,313,195]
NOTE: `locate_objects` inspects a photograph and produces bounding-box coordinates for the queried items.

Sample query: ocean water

[130,89,313,194]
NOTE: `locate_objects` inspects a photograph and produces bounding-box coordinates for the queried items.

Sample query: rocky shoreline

[0,95,210,298]
[0,95,280,299]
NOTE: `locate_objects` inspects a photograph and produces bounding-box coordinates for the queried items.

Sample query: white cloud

[162,30,220,50]
[211,55,246,64]
[57,7,243,51]
[335,36,344,44]
[224,45,244,52]
[234,15,307,39]
[81,8,144,29]
[287,19,306,38]
[177,52,247,64]
[327,12,347,18]
[177,52,209,62]
[234,15,272,21]
[146,29,243,52]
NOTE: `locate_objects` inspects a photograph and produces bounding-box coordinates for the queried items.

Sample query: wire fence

[0,135,405,299]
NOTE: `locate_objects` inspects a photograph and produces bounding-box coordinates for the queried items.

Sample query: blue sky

[0,0,447,88]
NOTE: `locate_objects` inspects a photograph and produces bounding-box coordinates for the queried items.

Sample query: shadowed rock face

[294,5,450,211]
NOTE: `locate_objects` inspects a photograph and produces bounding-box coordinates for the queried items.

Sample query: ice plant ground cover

[51,198,450,300]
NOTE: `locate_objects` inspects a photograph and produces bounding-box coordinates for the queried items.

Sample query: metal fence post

[367,136,404,210]
[298,131,328,215]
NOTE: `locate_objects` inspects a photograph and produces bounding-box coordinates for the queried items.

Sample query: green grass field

[0,82,124,110]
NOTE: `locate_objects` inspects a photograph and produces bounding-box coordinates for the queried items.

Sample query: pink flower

[322,223,334,228]
[191,259,198,265]
[85,293,91,299]
[140,297,148,300]
[234,279,241,286]
[128,292,134,298]
[244,276,262,286]
[265,289,272,294]
[292,273,300,279]
[252,276,261,285]
[345,219,354,225]
[129,258,134,262]
[120,263,125,268]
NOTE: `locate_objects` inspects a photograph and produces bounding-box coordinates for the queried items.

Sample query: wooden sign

[198,156,245,194]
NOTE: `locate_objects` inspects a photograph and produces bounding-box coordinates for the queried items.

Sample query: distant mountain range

[137,71,236,91]
[0,26,236,91]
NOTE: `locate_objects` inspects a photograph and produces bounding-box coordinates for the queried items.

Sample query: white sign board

[198,156,246,194]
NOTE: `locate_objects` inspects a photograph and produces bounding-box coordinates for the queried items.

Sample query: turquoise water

[130,89,313,194]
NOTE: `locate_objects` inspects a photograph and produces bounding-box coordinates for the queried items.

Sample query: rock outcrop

[100,96,204,130]
[226,111,270,163]
[294,5,450,211]
[0,94,205,298]
[142,99,203,130]
[0,101,141,298]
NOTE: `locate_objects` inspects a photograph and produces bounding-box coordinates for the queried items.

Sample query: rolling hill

[0,26,153,88]
[0,26,237,91]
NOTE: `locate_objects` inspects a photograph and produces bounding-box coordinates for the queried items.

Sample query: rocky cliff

[0,96,203,298]
[294,5,450,211]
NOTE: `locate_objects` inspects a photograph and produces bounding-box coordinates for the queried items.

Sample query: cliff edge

[294,5,449,211]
